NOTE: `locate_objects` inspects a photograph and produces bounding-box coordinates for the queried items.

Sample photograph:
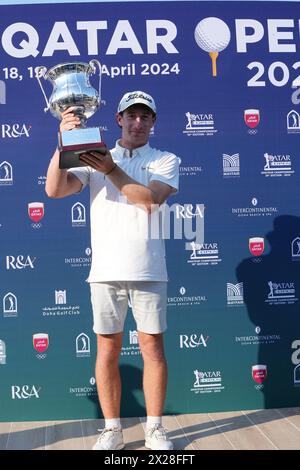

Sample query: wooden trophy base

[58,127,105,169]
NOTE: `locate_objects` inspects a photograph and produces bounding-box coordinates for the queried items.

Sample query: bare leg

[95,332,123,418]
[138,332,167,416]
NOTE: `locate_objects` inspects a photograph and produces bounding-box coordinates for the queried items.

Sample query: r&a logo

[11,385,41,399]
[180,333,209,349]
[6,255,36,270]
[1,124,31,138]
[176,204,204,219]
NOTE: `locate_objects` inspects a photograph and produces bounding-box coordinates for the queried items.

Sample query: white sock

[146,416,162,429]
[105,418,121,429]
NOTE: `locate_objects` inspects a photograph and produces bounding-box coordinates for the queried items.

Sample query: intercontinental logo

[223,153,240,177]
[261,153,294,178]
[188,241,222,266]
[235,326,280,347]
[168,286,207,307]
[177,158,202,178]
[64,247,92,269]
[183,112,218,136]
[232,197,278,218]
[191,369,224,395]
[265,281,298,305]
[69,377,97,398]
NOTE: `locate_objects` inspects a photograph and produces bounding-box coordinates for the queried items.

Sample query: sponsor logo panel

[191,369,225,394]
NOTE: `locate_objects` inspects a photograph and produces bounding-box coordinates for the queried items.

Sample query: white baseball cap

[117,91,156,114]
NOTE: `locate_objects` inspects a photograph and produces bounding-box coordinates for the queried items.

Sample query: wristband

[105,163,117,176]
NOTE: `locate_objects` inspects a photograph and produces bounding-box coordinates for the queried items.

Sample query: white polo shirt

[69,140,179,282]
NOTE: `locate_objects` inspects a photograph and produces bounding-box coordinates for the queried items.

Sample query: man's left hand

[79,148,116,174]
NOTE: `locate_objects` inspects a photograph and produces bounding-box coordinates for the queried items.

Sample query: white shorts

[90,281,168,335]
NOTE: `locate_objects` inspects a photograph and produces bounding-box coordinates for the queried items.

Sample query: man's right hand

[60,107,81,132]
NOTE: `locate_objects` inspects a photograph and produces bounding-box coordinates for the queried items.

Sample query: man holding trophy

[45,70,179,450]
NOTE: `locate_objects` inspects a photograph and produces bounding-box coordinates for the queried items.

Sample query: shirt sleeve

[67,166,91,192]
[149,153,179,193]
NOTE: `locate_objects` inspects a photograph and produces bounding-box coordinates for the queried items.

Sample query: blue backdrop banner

[0,1,300,421]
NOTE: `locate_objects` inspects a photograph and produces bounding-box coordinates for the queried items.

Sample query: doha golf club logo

[194,17,231,77]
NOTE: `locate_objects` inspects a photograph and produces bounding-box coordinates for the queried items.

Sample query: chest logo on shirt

[141,163,155,172]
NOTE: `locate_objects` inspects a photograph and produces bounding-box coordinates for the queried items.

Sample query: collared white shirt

[69,140,179,282]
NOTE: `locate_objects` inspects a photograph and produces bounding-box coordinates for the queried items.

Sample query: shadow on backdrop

[236,215,300,409]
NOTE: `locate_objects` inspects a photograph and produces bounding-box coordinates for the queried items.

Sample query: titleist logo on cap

[118,90,156,113]
[125,92,153,104]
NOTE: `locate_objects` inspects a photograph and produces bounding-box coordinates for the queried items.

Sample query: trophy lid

[45,62,93,81]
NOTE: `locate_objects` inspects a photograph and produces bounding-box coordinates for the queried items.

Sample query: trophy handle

[89,59,102,104]
[36,66,50,112]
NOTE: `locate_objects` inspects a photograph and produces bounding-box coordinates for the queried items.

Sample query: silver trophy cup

[36,60,105,168]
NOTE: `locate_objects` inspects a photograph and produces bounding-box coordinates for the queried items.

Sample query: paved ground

[1,407,300,450]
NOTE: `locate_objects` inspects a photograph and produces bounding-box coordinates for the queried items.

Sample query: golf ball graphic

[194,17,231,76]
